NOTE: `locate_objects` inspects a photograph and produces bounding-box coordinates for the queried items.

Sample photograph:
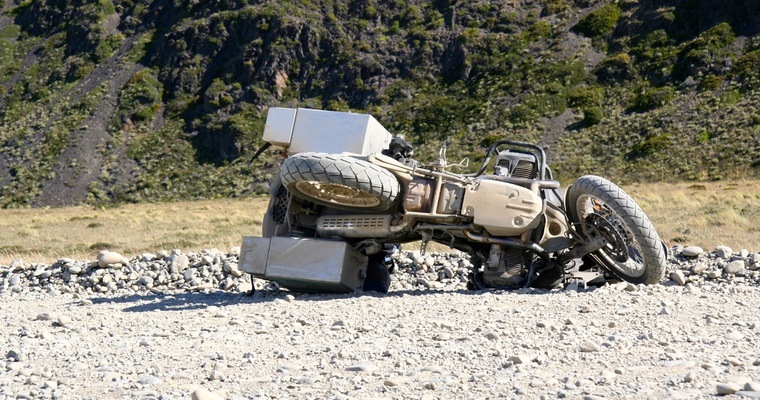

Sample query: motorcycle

[239,107,667,293]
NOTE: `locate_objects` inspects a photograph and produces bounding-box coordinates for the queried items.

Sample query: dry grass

[625,180,760,252]
[1,180,758,265]
[0,197,269,264]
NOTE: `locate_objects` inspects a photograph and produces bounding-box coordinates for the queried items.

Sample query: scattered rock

[191,388,224,400]
[346,363,377,372]
[714,246,733,259]
[725,260,745,275]
[580,341,601,353]
[97,251,127,268]
[671,270,687,286]
[716,383,742,395]
[692,263,708,275]
[682,246,704,257]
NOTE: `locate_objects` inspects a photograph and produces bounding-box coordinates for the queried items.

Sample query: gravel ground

[2,245,760,399]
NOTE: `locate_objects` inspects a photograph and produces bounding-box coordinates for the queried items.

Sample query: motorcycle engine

[482,244,526,287]
[494,150,537,179]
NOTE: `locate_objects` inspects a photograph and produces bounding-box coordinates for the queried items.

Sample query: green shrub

[94,33,124,62]
[632,86,674,112]
[596,53,638,83]
[524,20,552,42]
[734,49,760,88]
[364,5,377,19]
[673,23,736,80]
[568,86,603,108]
[721,89,742,105]
[697,130,710,143]
[582,107,603,126]
[573,5,621,38]
[543,0,569,15]
[628,134,672,159]
[699,74,723,91]
[0,24,20,39]
[116,69,163,123]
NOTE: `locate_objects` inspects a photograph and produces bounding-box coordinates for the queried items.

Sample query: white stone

[171,255,190,274]
[670,270,687,286]
[579,341,600,352]
[97,251,127,268]
[725,260,745,275]
[191,388,224,400]
[681,246,704,257]
[692,263,708,274]
[717,383,742,395]
[714,246,733,259]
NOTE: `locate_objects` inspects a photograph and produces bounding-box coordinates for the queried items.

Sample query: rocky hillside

[0,0,759,207]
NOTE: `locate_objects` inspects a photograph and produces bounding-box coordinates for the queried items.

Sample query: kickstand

[247,275,256,296]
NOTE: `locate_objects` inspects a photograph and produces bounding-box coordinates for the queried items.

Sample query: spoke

[576,194,646,278]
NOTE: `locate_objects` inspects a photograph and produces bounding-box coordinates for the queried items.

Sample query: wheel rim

[295,181,382,208]
[575,194,647,278]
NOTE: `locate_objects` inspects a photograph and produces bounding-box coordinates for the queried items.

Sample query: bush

[524,21,552,42]
[632,86,674,112]
[596,53,638,83]
[699,74,723,91]
[573,5,621,38]
[582,107,603,126]
[568,86,603,108]
[673,23,736,80]
[628,134,672,159]
[734,49,760,88]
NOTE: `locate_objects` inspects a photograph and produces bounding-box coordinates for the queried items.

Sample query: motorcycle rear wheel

[280,152,400,212]
[566,175,666,285]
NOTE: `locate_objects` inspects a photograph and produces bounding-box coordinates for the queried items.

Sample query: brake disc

[585,213,629,263]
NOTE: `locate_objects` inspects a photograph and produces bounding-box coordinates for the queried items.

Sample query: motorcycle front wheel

[566,175,667,285]
[280,152,400,212]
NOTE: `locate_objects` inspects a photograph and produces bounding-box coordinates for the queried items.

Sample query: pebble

[97,251,127,268]
[725,260,745,275]
[171,255,190,274]
[191,388,224,400]
[346,363,377,372]
[692,263,708,274]
[384,377,406,387]
[138,375,162,385]
[35,313,52,321]
[714,246,733,259]
[1,245,760,400]
[726,331,744,340]
[579,341,601,352]
[670,270,687,286]
[682,246,704,257]
[716,382,742,395]
[505,355,523,365]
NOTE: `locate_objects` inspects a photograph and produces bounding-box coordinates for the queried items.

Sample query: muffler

[317,215,394,238]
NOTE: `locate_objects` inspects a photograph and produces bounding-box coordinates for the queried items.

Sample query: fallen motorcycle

[239,108,667,293]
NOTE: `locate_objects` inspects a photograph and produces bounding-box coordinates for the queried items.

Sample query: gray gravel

[1,245,760,399]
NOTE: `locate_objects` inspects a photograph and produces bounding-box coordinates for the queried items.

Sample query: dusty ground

[2,280,760,400]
